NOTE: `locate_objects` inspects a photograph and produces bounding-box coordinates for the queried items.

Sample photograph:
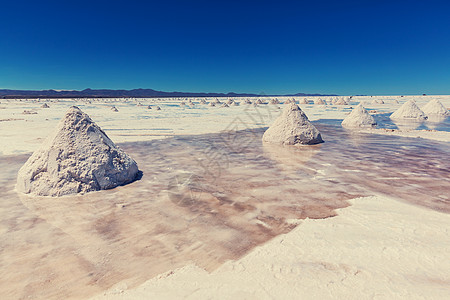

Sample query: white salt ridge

[16,106,139,197]
[341,104,377,128]
[421,99,449,116]
[262,103,323,145]
[390,100,427,120]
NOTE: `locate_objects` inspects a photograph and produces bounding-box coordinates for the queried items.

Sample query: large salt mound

[390,100,427,120]
[16,106,139,197]
[342,104,377,128]
[262,103,323,145]
[421,99,449,116]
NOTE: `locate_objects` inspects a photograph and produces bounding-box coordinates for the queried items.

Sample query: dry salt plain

[0,95,449,299]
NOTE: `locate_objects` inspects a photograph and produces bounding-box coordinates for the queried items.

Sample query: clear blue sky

[1,0,449,95]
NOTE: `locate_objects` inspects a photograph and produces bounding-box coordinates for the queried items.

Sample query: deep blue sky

[1,0,449,95]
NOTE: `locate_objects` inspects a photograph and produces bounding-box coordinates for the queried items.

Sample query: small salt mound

[334,98,348,105]
[208,102,216,107]
[155,106,161,110]
[421,99,449,116]
[231,101,239,106]
[390,100,427,120]
[221,103,229,108]
[314,98,326,105]
[111,106,119,112]
[270,99,280,104]
[41,103,50,108]
[147,105,152,109]
[298,98,309,104]
[16,106,139,197]
[262,103,324,145]
[200,99,207,104]
[342,104,377,128]
[22,110,37,115]
[285,98,295,104]
[372,99,384,104]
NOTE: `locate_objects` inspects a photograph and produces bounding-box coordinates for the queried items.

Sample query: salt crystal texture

[342,104,377,128]
[16,106,139,196]
[262,103,324,145]
[421,99,449,116]
[390,100,427,120]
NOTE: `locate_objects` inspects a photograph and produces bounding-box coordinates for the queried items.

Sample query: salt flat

[0,95,449,299]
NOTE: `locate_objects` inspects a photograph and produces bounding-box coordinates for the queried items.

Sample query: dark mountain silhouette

[0,88,336,98]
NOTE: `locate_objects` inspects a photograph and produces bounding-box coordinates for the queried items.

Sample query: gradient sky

[1,0,449,95]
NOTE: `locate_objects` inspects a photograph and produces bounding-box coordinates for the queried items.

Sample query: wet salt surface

[0,124,449,299]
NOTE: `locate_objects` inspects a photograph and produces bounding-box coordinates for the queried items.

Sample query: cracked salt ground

[0,123,449,299]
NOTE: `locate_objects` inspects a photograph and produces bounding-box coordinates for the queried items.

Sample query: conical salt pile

[314,98,326,105]
[299,98,309,104]
[390,100,427,120]
[341,104,377,128]
[334,98,348,105]
[262,103,324,145]
[16,106,139,196]
[421,99,449,116]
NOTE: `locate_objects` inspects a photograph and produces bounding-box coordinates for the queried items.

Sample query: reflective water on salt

[0,123,449,299]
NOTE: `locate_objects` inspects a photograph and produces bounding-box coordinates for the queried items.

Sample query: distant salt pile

[155,106,161,110]
[270,98,280,104]
[226,99,234,105]
[263,103,323,145]
[200,99,207,104]
[341,104,377,128]
[111,106,119,112]
[244,99,252,105]
[180,102,186,106]
[285,98,295,104]
[41,103,50,108]
[209,102,216,107]
[221,103,229,108]
[22,110,37,115]
[231,101,239,106]
[16,106,139,196]
[421,99,449,117]
[299,98,309,104]
[147,105,152,109]
[390,100,427,120]
[334,98,348,105]
[314,98,326,105]
[371,99,384,104]
[255,99,263,104]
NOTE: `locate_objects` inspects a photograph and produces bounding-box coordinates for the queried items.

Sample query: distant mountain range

[0,88,336,98]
